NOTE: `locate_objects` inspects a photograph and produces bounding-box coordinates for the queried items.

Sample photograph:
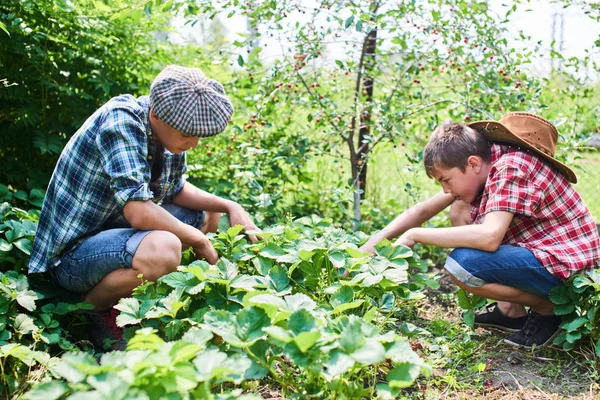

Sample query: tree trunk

[358,26,377,200]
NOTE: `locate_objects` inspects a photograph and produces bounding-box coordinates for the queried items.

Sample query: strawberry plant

[549,268,600,356]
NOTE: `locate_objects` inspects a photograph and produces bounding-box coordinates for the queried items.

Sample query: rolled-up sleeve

[96,108,153,208]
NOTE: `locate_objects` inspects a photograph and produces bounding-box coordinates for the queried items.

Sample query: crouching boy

[29,65,259,350]
[360,112,599,348]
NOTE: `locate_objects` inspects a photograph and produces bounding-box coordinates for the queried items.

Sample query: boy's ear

[466,155,483,173]
[149,108,159,123]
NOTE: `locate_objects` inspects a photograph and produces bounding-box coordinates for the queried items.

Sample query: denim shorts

[444,245,563,298]
[49,203,205,293]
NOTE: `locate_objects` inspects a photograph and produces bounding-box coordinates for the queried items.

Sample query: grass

[398,270,600,399]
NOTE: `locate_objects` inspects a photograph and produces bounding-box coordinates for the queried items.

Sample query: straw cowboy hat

[469,112,577,183]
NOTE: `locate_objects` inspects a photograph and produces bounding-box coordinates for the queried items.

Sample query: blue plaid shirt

[29,95,187,273]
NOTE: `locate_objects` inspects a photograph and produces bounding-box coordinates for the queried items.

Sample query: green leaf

[263,325,293,343]
[252,256,273,276]
[330,286,354,308]
[194,349,233,381]
[16,290,38,312]
[0,21,10,37]
[344,16,354,29]
[565,331,582,343]
[115,297,143,326]
[227,224,245,241]
[235,307,271,344]
[356,20,363,32]
[390,245,413,259]
[14,313,37,334]
[339,318,364,354]
[288,309,317,335]
[217,257,239,280]
[14,190,28,202]
[22,381,68,400]
[345,247,372,259]
[553,303,576,315]
[463,309,475,328]
[170,341,204,364]
[259,244,286,259]
[562,317,587,332]
[328,249,345,268]
[238,55,245,66]
[456,289,472,309]
[158,272,197,291]
[387,363,421,389]
[182,327,213,346]
[351,339,386,364]
[0,239,12,252]
[548,285,571,305]
[268,265,290,292]
[294,330,321,353]
[230,274,265,290]
[324,350,355,379]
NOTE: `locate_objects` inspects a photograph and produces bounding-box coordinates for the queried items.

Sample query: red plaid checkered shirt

[470,144,599,280]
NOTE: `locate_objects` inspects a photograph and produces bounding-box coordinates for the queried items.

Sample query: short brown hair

[423,121,491,178]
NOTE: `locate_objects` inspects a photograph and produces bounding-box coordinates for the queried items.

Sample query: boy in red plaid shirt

[360,112,599,348]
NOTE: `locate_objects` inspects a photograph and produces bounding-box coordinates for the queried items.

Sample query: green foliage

[455,289,487,328]
[0,201,39,273]
[549,268,600,356]
[0,268,94,398]
[16,217,431,398]
[0,0,173,189]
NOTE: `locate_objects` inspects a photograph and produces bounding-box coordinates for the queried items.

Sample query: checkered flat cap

[150,65,234,137]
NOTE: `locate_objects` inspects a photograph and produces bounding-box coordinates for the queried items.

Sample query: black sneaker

[474,302,528,332]
[85,308,127,352]
[504,311,561,349]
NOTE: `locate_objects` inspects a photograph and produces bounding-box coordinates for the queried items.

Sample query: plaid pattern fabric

[470,144,599,280]
[150,65,234,137]
[29,95,186,274]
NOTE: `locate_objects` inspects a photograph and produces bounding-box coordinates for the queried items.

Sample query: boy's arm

[172,182,260,241]
[123,200,218,264]
[396,210,513,251]
[359,191,454,254]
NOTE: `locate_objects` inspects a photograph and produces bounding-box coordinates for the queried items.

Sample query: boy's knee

[132,231,181,280]
[201,212,221,234]
[444,249,487,288]
[449,201,470,226]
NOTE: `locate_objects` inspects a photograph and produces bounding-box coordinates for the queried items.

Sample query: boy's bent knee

[132,231,181,281]
[201,211,221,234]
[444,249,487,288]
[449,200,471,226]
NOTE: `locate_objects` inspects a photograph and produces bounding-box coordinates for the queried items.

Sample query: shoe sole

[503,329,562,349]
[475,322,523,333]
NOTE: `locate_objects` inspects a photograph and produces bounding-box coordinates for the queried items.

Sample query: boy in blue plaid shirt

[29,66,258,350]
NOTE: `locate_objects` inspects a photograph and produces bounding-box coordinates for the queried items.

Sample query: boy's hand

[227,203,262,243]
[193,235,219,264]
[393,230,416,249]
[358,241,377,254]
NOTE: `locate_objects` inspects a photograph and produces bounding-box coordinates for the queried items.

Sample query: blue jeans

[49,204,204,293]
[444,245,563,298]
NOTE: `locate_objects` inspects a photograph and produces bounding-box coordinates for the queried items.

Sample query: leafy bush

[0,0,173,189]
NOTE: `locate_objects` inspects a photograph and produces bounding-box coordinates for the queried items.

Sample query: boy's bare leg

[84,231,182,311]
[448,201,529,318]
[448,275,553,315]
[201,211,221,234]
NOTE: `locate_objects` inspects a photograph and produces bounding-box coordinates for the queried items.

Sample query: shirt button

[148,155,153,160]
